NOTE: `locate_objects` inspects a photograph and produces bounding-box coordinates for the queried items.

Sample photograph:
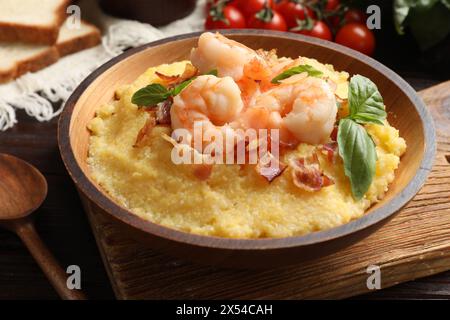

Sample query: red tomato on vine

[205,2,246,29]
[248,6,287,31]
[335,23,375,56]
[275,0,316,29]
[236,0,274,18]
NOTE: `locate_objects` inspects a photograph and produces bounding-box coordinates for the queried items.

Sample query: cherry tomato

[236,0,273,18]
[325,0,340,11]
[294,20,332,41]
[275,0,315,29]
[206,0,238,11]
[344,9,367,24]
[205,5,246,29]
[335,23,375,56]
[248,8,287,31]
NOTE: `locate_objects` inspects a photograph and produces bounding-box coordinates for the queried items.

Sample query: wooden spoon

[0,154,86,300]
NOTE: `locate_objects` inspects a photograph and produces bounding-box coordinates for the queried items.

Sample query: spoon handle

[14,219,87,300]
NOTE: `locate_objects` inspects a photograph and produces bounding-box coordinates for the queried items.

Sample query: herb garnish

[271,64,323,84]
[338,75,386,200]
[131,84,171,106]
[348,75,386,125]
[131,69,218,107]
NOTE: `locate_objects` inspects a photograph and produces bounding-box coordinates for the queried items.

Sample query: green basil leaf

[338,118,377,200]
[348,75,386,125]
[132,84,171,107]
[172,69,218,96]
[271,64,323,84]
[171,79,194,96]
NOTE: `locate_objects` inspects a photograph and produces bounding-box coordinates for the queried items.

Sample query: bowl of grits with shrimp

[59,31,435,267]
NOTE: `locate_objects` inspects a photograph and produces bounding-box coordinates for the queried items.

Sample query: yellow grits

[87,60,406,239]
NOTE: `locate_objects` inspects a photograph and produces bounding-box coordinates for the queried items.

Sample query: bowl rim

[58,29,436,250]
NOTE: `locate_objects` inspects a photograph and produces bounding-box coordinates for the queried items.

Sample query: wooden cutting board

[85,81,450,299]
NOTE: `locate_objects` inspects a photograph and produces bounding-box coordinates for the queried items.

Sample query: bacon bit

[193,164,213,181]
[155,71,179,83]
[290,154,334,192]
[156,98,172,125]
[256,153,287,183]
[181,63,198,79]
[155,64,199,86]
[134,116,156,148]
[330,125,338,141]
[320,142,338,163]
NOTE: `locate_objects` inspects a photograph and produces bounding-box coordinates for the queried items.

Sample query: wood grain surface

[84,81,450,299]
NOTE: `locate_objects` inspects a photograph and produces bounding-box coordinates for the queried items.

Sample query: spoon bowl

[0,154,48,221]
[0,153,86,300]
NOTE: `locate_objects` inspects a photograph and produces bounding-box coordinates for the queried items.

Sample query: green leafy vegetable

[131,84,171,107]
[338,119,377,200]
[132,69,218,107]
[171,79,194,97]
[271,64,323,84]
[337,74,386,200]
[171,69,218,96]
[348,75,386,125]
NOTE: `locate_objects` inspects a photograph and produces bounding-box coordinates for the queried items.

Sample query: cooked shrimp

[237,77,337,145]
[190,32,260,81]
[191,32,320,106]
[170,75,243,152]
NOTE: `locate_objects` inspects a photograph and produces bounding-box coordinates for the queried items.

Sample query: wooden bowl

[58,30,436,268]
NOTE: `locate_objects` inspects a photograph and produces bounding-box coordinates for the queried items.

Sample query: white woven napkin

[0,0,205,131]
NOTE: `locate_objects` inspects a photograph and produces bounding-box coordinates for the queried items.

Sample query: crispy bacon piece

[155,72,179,83]
[193,164,213,181]
[134,116,156,148]
[156,98,172,125]
[290,154,334,192]
[330,125,338,141]
[181,63,198,79]
[320,142,338,163]
[155,63,198,86]
[256,153,288,183]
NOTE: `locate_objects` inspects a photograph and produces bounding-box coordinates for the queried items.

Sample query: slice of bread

[0,0,71,45]
[0,20,101,84]
[56,19,101,57]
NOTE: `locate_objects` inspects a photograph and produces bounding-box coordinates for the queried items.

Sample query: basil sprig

[338,75,387,200]
[348,75,386,125]
[131,69,218,107]
[271,64,323,84]
[131,84,171,106]
[338,119,377,200]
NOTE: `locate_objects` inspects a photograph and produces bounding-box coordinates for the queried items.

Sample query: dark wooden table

[0,73,448,300]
